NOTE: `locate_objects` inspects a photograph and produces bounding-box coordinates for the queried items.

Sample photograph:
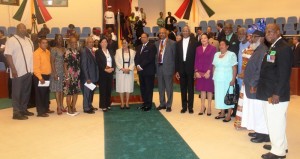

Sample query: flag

[13,0,52,24]
[175,0,214,20]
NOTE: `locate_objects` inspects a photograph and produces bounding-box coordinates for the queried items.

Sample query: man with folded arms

[33,38,52,117]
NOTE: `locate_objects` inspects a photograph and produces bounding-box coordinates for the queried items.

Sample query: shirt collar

[271,37,282,48]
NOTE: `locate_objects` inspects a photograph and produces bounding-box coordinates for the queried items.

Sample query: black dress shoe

[188,109,194,114]
[142,107,151,112]
[215,116,225,119]
[166,107,172,112]
[156,106,166,110]
[37,113,49,117]
[92,107,98,111]
[248,132,257,138]
[137,105,145,110]
[47,110,55,114]
[12,114,28,120]
[22,110,34,116]
[180,109,187,113]
[261,152,286,159]
[263,145,288,153]
[84,109,95,114]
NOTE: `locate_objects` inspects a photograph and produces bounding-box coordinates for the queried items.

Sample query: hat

[252,30,264,37]
[247,24,258,34]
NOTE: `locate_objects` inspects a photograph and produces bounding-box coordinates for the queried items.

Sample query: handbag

[224,85,238,105]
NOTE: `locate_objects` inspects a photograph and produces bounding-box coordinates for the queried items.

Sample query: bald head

[159,28,167,40]
[265,24,281,43]
[16,23,27,38]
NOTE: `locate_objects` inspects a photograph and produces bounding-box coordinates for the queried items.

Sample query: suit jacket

[155,39,176,76]
[165,16,177,26]
[95,48,116,81]
[134,20,144,37]
[134,42,156,76]
[175,36,198,75]
[256,38,293,102]
[195,34,203,44]
[168,31,176,41]
[227,33,240,58]
[293,43,300,67]
[243,44,268,99]
[80,47,99,83]
[217,29,226,42]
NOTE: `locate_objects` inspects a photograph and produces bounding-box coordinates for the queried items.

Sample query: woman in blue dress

[212,39,237,122]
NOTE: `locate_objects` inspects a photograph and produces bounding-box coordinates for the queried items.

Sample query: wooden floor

[0,93,299,159]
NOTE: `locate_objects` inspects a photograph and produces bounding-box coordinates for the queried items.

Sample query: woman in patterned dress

[50,34,66,115]
[63,37,80,116]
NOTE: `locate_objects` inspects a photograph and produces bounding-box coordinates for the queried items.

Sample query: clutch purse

[224,85,238,105]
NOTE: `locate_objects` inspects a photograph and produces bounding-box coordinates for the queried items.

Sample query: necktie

[158,40,164,63]
[141,44,145,53]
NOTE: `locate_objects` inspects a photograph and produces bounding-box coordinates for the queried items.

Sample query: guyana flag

[13,0,52,24]
[175,0,214,22]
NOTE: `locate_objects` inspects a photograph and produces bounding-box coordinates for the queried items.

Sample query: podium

[290,67,300,96]
[0,71,9,98]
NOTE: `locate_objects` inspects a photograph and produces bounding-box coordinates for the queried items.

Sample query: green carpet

[104,104,199,159]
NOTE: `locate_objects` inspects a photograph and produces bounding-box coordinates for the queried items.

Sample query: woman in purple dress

[194,33,217,116]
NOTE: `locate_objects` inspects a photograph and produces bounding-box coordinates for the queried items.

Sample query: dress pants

[262,101,288,156]
[138,74,155,108]
[33,74,50,115]
[82,81,96,111]
[179,71,194,110]
[99,73,113,109]
[11,73,32,115]
[157,65,173,108]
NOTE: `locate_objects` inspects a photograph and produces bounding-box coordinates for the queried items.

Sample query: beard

[249,39,261,50]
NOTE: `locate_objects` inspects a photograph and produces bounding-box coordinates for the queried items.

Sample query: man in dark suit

[135,33,156,111]
[80,37,99,114]
[168,27,177,41]
[165,12,177,31]
[217,23,226,42]
[224,23,240,117]
[195,27,203,45]
[155,28,176,112]
[134,16,145,46]
[292,36,300,67]
[257,24,293,159]
[175,26,198,114]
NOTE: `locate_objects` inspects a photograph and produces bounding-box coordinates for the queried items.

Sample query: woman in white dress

[115,39,136,109]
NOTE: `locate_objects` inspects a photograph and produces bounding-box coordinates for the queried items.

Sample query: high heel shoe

[61,106,67,112]
[198,107,206,115]
[207,113,212,116]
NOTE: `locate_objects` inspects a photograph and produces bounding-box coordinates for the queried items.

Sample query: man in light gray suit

[243,29,269,143]
[80,37,99,114]
[155,28,176,112]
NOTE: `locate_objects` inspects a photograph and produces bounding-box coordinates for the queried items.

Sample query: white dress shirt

[104,11,115,24]
[182,37,190,61]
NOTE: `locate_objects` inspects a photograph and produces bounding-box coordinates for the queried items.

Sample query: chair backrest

[50,27,60,34]
[234,19,243,26]
[245,19,254,26]
[143,27,151,34]
[287,16,297,24]
[255,18,264,24]
[297,23,300,31]
[216,20,225,25]
[46,34,55,39]
[284,23,295,31]
[0,26,7,36]
[225,19,234,25]
[266,17,275,24]
[152,26,160,35]
[7,26,17,35]
[61,27,68,35]
[285,30,297,35]
[208,20,216,27]
[275,17,286,25]
[0,62,6,71]
[82,27,91,35]
[75,27,81,34]
[200,21,207,28]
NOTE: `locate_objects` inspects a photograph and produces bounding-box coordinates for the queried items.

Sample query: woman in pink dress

[194,33,217,116]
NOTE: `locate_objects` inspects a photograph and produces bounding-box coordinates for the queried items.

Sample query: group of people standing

[2,18,294,158]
